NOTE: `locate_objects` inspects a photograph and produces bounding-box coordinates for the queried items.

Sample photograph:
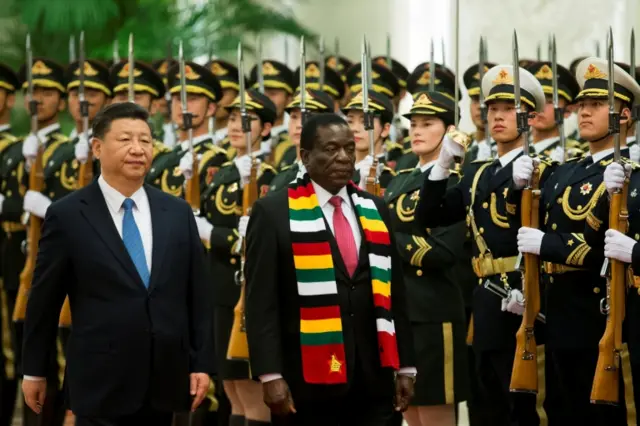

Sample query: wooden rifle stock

[227,158,259,360]
[510,163,541,393]
[590,179,628,405]
[13,146,45,322]
[185,155,201,212]
[365,158,380,196]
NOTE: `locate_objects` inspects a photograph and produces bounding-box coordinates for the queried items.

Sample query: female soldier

[384,91,470,426]
[194,89,278,426]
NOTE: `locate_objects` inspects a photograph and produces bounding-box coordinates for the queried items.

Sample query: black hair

[92,102,150,140]
[300,112,348,151]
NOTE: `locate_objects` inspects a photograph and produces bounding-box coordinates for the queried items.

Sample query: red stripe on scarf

[377,332,400,369]
[301,344,347,384]
[373,293,392,311]
[300,306,341,320]
[292,242,332,256]
[288,182,315,199]
[364,229,391,245]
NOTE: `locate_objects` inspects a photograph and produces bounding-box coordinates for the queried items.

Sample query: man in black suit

[245,113,415,426]
[21,102,214,426]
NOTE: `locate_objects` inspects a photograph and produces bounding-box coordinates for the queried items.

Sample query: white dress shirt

[179,133,211,153]
[417,159,437,173]
[163,122,177,148]
[497,147,523,170]
[24,176,154,382]
[260,180,416,383]
[98,175,153,272]
[586,147,616,166]
[533,136,560,154]
[37,122,61,140]
[0,124,10,133]
[214,127,228,144]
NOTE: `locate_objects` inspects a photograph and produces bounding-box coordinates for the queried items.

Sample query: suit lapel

[146,186,170,293]
[79,181,145,290]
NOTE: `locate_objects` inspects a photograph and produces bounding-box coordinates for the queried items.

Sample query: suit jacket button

[593,287,600,294]
[416,269,423,277]
[350,313,354,317]
[350,285,355,291]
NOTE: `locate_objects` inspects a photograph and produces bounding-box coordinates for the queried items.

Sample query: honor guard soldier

[373,56,410,143]
[152,58,178,149]
[68,59,112,180]
[567,56,589,146]
[193,89,277,426]
[384,91,471,425]
[463,61,496,163]
[206,59,243,150]
[0,62,21,426]
[346,62,404,170]
[17,56,69,426]
[526,61,583,161]
[417,64,549,426]
[515,57,640,426]
[109,60,173,176]
[294,61,345,113]
[325,55,353,107]
[612,62,640,162]
[249,60,294,166]
[395,63,459,171]
[343,91,396,194]
[149,61,227,198]
[269,89,335,193]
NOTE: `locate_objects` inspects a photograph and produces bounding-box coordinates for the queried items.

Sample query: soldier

[416,64,548,425]
[526,61,583,161]
[325,55,353,108]
[463,62,496,163]
[206,59,243,151]
[343,90,396,194]
[249,60,294,166]
[514,57,639,425]
[0,62,21,426]
[613,62,640,162]
[268,89,334,192]
[384,91,470,426]
[294,61,344,113]
[18,57,70,426]
[373,56,410,143]
[108,60,174,185]
[152,58,178,149]
[193,89,277,426]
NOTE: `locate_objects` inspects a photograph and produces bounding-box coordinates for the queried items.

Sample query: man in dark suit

[245,113,415,426]
[20,102,214,426]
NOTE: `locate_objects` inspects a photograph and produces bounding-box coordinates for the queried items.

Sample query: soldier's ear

[207,101,217,118]
[6,93,15,109]
[620,106,632,125]
[380,122,391,139]
[58,97,66,112]
[261,122,273,137]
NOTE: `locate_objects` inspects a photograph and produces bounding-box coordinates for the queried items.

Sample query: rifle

[551,35,566,164]
[128,33,135,103]
[178,41,200,212]
[429,38,435,92]
[14,34,45,323]
[479,37,490,150]
[591,28,627,405]
[361,36,379,196]
[227,42,258,361]
[630,30,640,147]
[510,30,542,394]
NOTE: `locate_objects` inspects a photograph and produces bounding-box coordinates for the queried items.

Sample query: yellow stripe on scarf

[300,318,343,333]
[289,194,320,210]
[372,279,391,297]
[360,217,388,233]
[294,254,334,270]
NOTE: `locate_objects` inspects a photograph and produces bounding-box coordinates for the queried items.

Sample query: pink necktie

[329,196,359,277]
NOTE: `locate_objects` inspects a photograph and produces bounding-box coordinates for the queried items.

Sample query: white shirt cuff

[429,164,451,181]
[23,375,46,381]
[398,367,417,376]
[259,373,283,383]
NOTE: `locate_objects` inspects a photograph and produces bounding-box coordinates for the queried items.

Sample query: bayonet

[166,41,173,104]
[300,36,307,126]
[26,34,36,137]
[548,33,553,62]
[429,38,435,92]
[79,31,89,147]
[112,39,119,65]
[453,0,459,127]
[484,36,489,62]
[596,40,601,58]
[334,37,340,57]
[257,35,264,93]
[631,29,640,150]
[69,35,76,63]
[608,28,621,163]
[479,36,488,147]
[284,36,289,65]
[319,35,325,90]
[513,30,529,155]
[362,36,374,158]
[128,33,134,103]
[387,33,392,68]
[441,37,446,67]
[536,42,541,62]
[179,41,193,157]
[552,35,566,163]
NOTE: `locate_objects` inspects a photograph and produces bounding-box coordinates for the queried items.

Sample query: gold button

[155,179,160,184]
[6,190,11,197]
[478,279,483,285]
[10,170,15,176]
[635,234,639,241]
[557,198,562,204]
[227,235,233,242]
[389,203,394,209]
[49,192,55,198]
[479,227,485,234]
[549,277,554,283]
[55,171,60,177]
[207,212,212,219]
[637,287,640,295]
[416,269,423,277]
[482,202,488,209]
[230,258,237,265]
[552,223,557,230]
[593,287,600,294]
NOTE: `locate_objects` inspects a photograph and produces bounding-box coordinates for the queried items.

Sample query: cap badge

[584,64,606,80]
[535,64,554,80]
[492,68,513,85]
[211,62,228,76]
[118,64,143,78]
[414,93,433,107]
[74,62,99,77]
[262,62,280,76]
[32,60,52,76]
[305,63,320,78]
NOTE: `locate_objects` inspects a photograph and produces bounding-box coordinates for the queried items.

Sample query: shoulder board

[153,140,171,153]
[402,147,413,154]
[203,141,227,154]
[565,156,582,163]
[51,133,70,143]
[384,140,403,151]
[0,133,18,144]
[280,164,293,172]
[533,154,554,166]
[403,135,411,143]
[382,166,396,176]
[621,157,640,170]
[222,160,234,167]
[278,132,290,142]
[396,168,414,174]
[471,158,493,164]
[260,162,276,174]
[449,168,461,176]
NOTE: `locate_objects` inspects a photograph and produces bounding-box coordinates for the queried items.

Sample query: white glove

[194,215,213,243]
[235,155,260,187]
[512,156,535,190]
[238,215,250,238]
[501,289,525,315]
[549,146,565,163]
[356,155,385,189]
[476,141,492,161]
[604,229,635,263]
[603,162,631,196]
[517,227,544,255]
[179,152,194,180]
[0,193,5,215]
[23,190,52,219]
[630,144,640,163]
[260,140,272,155]
[431,133,465,180]
[22,133,39,161]
[74,134,90,163]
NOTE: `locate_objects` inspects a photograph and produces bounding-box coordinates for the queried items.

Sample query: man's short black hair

[92,102,150,140]
[300,113,348,152]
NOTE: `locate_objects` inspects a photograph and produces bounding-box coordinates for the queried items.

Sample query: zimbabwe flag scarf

[287,174,399,384]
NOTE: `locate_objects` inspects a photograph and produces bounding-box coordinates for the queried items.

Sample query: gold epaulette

[403,135,411,143]
[384,140,403,151]
[382,166,396,176]
[471,158,493,164]
[260,162,277,175]
[221,160,233,167]
[51,132,70,143]
[280,164,294,172]
[204,141,227,155]
[534,154,554,166]
[565,155,582,163]
[396,168,414,174]
[198,147,228,173]
[153,140,171,153]
[0,133,18,144]
[621,157,640,170]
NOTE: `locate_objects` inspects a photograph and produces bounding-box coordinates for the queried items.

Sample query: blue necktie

[122,198,150,288]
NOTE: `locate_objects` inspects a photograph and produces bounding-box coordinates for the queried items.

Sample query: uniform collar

[179,133,211,152]
[533,136,559,154]
[498,147,523,168]
[587,147,615,165]
[37,122,61,140]
[417,159,437,173]
[0,124,10,133]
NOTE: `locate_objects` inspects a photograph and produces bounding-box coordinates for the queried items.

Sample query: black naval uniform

[385,166,470,406]
[508,150,629,425]
[0,128,22,426]
[417,150,553,426]
[199,158,276,380]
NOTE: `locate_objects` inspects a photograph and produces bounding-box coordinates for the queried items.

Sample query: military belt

[2,222,26,234]
[542,261,585,275]
[472,255,518,278]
